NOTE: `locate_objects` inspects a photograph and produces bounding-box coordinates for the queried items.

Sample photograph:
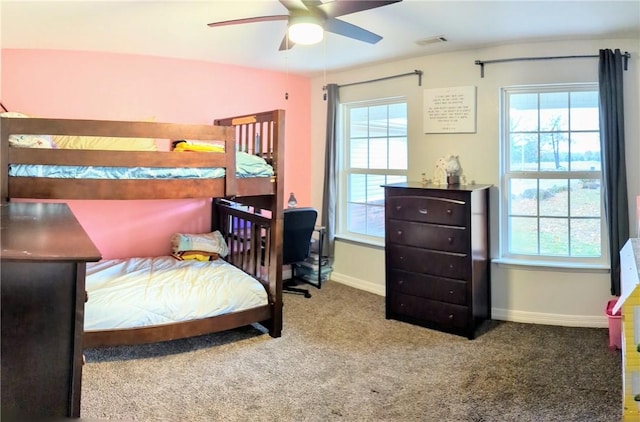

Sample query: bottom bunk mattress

[84,256,268,331]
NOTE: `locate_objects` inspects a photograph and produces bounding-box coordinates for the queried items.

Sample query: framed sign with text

[423,86,477,134]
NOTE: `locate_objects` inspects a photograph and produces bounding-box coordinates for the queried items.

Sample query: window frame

[499,83,609,268]
[337,97,408,245]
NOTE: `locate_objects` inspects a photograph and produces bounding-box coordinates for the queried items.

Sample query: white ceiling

[2,0,639,77]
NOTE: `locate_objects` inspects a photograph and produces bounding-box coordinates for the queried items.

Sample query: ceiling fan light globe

[288,22,323,45]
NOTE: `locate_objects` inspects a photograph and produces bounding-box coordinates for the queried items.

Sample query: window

[339,98,408,242]
[501,84,606,266]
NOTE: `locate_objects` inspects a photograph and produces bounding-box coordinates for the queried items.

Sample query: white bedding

[85,256,268,331]
[8,151,274,179]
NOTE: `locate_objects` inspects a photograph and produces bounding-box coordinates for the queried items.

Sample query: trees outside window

[501,84,606,265]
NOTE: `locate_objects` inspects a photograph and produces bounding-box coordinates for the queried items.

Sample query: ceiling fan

[207,0,402,51]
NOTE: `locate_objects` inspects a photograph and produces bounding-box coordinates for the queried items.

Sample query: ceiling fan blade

[324,18,383,44]
[279,0,310,13]
[317,0,402,18]
[207,15,288,27]
[278,34,296,51]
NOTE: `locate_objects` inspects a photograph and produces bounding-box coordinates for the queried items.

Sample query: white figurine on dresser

[433,155,466,185]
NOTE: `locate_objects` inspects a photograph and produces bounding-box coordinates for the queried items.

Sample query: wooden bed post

[1,118,9,201]
[212,110,286,338]
[269,109,285,337]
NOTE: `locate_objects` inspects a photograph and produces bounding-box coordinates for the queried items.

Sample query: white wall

[310,38,640,328]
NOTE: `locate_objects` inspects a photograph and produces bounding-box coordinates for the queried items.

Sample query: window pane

[570,132,601,171]
[509,179,538,216]
[389,137,407,169]
[388,103,407,136]
[366,203,385,237]
[369,138,388,169]
[509,93,538,132]
[509,216,538,254]
[570,91,599,131]
[350,108,368,137]
[540,92,568,131]
[386,175,407,185]
[366,175,386,204]
[571,219,601,256]
[509,133,538,171]
[347,202,366,234]
[540,217,568,255]
[539,132,568,171]
[369,105,388,137]
[349,138,368,168]
[539,179,568,217]
[570,180,601,217]
[348,174,366,202]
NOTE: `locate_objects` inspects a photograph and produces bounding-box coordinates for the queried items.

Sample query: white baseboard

[491,308,608,328]
[330,272,385,296]
[329,271,609,328]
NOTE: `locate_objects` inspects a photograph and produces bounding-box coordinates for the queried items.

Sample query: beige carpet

[81,281,622,421]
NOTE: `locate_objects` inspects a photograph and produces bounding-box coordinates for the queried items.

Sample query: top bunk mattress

[8,151,273,179]
[85,256,269,331]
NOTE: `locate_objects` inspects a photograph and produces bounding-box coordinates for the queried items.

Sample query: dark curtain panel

[321,84,339,261]
[599,48,629,296]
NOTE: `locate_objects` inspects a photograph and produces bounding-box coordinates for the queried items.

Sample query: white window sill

[492,258,610,273]
[335,233,385,249]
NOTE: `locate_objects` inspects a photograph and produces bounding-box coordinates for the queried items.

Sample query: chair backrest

[282,207,318,265]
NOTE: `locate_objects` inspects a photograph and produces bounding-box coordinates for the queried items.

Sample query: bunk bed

[0,109,285,347]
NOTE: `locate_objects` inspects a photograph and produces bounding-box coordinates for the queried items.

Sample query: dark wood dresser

[1,202,101,419]
[383,182,491,339]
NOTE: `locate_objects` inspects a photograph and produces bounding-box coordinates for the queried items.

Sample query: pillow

[1,112,57,148]
[1,111,30,118]
[8,134,57,149]
[171,251,220,261]
[172,139,225,153]
[170,231,228,257]
[53,135,157,151]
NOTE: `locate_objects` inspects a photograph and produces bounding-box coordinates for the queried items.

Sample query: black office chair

[282,207,318,298]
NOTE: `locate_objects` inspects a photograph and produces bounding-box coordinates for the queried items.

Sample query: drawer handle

[396,205,402,211]
[449,290,454,295]
[398,279,405,285]
[449,264,454,269]
[448,314,454,320]
[446,209,452,215]
[419,208,428,215]
[397,230,403,236]
[447,237,453,244]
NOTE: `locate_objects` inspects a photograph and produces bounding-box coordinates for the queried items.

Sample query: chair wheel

[304,292,312,298]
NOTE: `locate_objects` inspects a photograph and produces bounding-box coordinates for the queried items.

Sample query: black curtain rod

[474,52,631,77]
[324,70,423,91]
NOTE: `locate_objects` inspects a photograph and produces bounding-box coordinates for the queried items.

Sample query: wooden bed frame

[0,109,285,347]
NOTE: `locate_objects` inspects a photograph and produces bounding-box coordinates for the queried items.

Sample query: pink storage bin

[606,299,621,350]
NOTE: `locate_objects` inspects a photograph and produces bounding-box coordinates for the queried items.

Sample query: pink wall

[2,49,312,258]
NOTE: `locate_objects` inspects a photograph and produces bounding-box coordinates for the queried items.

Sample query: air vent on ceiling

[416,36,447,46]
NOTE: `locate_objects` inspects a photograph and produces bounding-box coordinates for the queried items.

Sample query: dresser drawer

[387,244,469,280]
[386,219,468,253]
[387,291,468,330]
[387,196,467,226]
[388,269,467,305]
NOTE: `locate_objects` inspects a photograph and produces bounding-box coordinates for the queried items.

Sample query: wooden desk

[1,202,101,419]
